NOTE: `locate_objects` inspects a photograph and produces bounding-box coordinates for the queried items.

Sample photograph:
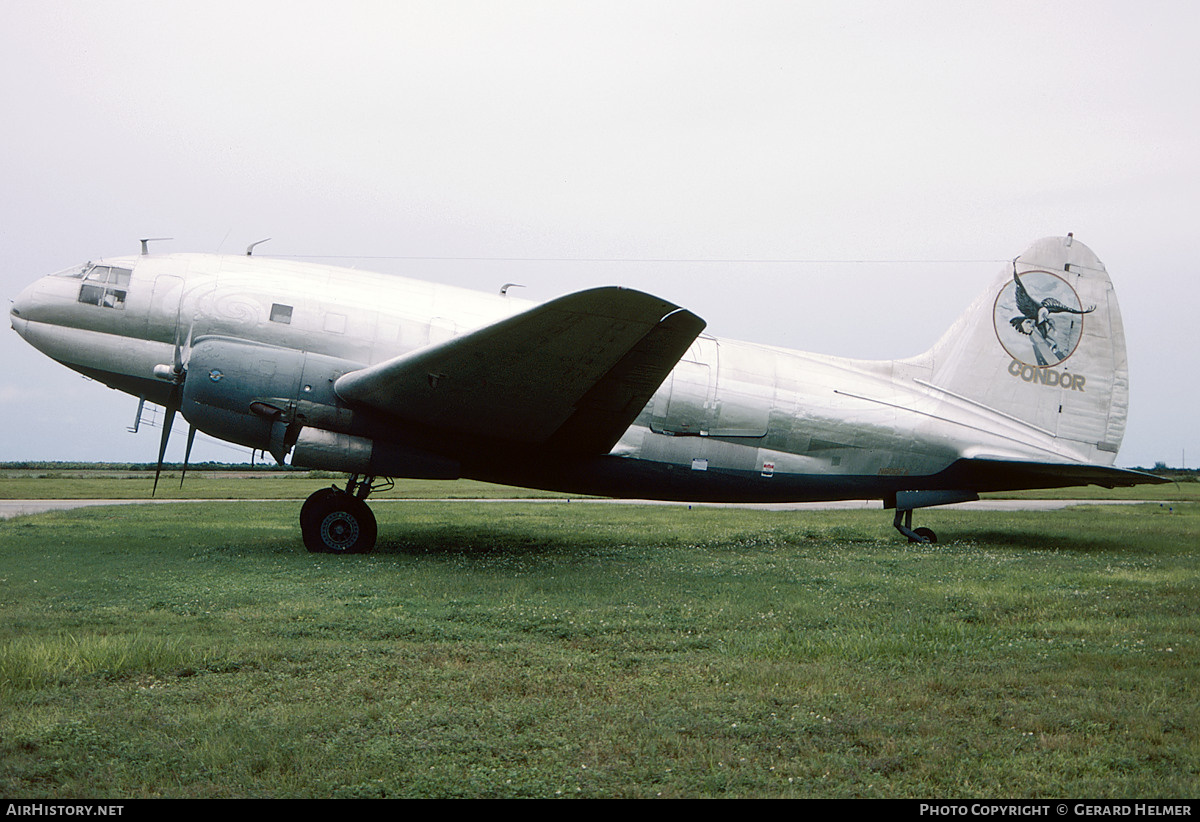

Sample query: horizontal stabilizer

[939,457,1167,493]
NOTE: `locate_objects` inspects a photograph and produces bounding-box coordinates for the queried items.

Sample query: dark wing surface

[334,287,706,456]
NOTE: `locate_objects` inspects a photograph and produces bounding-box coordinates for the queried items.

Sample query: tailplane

[925,236,1128,464]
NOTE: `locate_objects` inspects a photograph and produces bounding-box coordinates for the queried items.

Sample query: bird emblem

[1010,269,1094,335]
[1006,268,1094,364]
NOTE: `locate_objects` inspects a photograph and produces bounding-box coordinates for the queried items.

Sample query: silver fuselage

[9,250,1120,503]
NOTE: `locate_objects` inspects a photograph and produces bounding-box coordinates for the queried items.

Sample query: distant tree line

[1138,463,1199,481]
[0,461,302,472]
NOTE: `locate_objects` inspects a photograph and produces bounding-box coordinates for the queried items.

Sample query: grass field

[1,474,1197,798]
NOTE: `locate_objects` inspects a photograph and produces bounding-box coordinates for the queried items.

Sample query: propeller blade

[177,316,195,374]
[153,400,176,496]
[180,424,197,488]
[172,322,183,375]
[155,315,191,496]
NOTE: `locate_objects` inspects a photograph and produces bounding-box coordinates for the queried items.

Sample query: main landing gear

[300,475,389,554]
[893,508,937,544]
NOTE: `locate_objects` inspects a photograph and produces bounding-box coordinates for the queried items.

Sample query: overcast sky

[2,1,1197,468]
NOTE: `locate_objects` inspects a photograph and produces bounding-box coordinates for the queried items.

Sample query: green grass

[1,496,1197,798]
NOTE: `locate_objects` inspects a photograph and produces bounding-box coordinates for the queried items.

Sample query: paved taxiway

[0,498,1171,520]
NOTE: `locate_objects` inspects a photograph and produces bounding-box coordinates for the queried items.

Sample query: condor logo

[993,268,1094,368]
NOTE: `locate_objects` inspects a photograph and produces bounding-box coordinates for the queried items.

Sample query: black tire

[301,491,378,554]
[300,487,342,538]
[912,526,937,544]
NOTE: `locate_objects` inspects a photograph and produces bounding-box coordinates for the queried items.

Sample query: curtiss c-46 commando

[10,235,1165,553]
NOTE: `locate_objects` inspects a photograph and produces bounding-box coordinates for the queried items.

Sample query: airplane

[9,234,1166,553]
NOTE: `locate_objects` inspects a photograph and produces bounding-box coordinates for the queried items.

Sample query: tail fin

[925,236,1128,464]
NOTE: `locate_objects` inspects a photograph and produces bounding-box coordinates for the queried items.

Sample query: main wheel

[301,490,378,554]
[300,487,342,539]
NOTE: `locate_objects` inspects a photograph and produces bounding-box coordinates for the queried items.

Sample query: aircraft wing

[334,287,706,456]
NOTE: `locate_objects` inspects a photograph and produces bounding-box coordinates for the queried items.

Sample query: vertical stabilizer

[925,236,1128,464]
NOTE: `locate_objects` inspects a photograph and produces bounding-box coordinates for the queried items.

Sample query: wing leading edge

[334,287,706,456]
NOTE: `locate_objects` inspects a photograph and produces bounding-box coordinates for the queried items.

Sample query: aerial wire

[273,254,1009,265]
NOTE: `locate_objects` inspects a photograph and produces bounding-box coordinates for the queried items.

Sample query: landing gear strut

[300,474,385,554]
[888,491,975,544]
[893,508,937,544]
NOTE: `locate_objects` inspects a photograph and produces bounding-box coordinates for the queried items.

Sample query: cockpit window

[77,264,132,309]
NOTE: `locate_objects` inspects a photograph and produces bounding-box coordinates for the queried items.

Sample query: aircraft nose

[9,280,36,337]
[10,269,79,332]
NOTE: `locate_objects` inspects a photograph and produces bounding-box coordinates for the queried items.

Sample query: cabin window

[324,312,346,334]
[77,265,131,309]
[269,303,293,324]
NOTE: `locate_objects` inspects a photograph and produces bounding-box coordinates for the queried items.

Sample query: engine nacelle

[181,337,357,460]
[179,337,461,479]
[290,428,460,479]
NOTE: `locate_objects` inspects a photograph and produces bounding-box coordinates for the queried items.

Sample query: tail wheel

[910,526,938,544]
[893,508,938,544]
[301,489,378,554]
